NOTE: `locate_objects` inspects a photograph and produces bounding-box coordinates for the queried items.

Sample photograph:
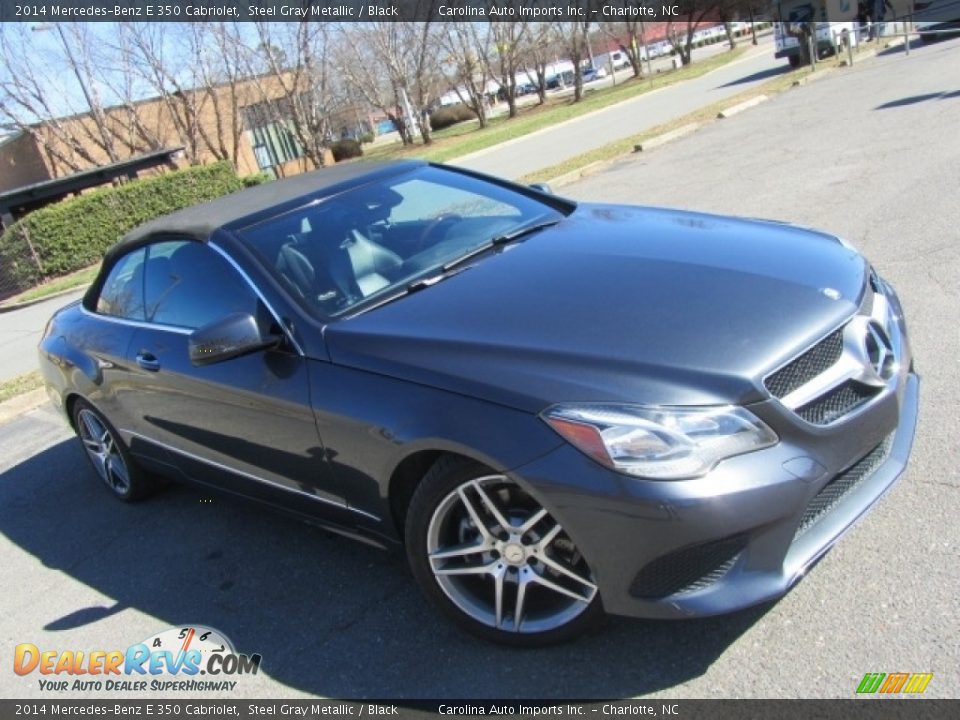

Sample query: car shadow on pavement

[719,65,790,88]
[1,439,775,699]
[874,91,956,109]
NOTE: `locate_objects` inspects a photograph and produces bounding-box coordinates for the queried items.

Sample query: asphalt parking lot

[1,37,958,700]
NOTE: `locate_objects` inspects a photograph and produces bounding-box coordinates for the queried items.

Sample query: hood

[324,204,867,413]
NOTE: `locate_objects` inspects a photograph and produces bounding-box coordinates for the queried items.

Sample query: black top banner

[3,699,960,719]
[5,0,955,24]
[9,1,693,23]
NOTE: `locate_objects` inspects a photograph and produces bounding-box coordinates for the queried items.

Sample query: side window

[96,248,146,320]
[143,240,257,330]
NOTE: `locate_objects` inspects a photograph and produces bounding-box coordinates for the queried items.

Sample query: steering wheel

[416,213,461,253]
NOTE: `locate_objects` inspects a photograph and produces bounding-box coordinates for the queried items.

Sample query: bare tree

[438,23,494,129]
[238,21,342,170]
[397,21,442,145]
[667,2,718,66]
[557,20,592,102]
[602,19,647,78]
[116,23,207,166]
[0,24,130,175]
[195,23,247,168]
[52,24,120,163]
[718,0,762,49]
[519,23,556,105]
[336,22,425,145]
[487,10,529,118]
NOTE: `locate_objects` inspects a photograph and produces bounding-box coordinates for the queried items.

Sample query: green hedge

[0,161,244,296]
[429,104,477,131]
[330,138,363,162]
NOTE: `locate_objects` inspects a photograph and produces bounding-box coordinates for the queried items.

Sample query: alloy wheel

[426,475,597,634]
[76,408,131,495]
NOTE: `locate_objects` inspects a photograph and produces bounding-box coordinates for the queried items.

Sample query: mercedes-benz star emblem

[862,322,896,385]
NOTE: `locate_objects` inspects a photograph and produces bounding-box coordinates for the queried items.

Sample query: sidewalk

[0,289,84,383]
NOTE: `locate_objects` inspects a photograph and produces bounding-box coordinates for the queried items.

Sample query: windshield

[237,165,568,318]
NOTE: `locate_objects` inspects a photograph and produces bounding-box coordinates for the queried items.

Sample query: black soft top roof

[119,159,423,248]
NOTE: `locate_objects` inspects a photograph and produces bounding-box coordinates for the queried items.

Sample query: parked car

[913,0,960,41]
[546,70,575,89]
[39,160,918,646]
[582,66,608,82]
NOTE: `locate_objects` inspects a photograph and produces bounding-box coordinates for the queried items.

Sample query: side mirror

[529,183,553,195]
[189,312,280,366]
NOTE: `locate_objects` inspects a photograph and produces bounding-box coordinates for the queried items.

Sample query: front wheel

[405,457,604,646]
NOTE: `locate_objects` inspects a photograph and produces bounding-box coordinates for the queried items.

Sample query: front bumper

[511,370,919,620]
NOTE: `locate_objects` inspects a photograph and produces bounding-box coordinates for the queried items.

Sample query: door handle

[135,352,161,372]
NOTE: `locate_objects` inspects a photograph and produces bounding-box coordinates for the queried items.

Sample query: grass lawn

[0,370,43,405]
[363,47,749,166]
[0,264,98,308]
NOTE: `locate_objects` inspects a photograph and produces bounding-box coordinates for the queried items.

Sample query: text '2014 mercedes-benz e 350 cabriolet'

[39,160,918,646]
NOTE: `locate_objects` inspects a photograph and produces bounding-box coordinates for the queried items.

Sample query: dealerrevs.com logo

[14,625,261,693]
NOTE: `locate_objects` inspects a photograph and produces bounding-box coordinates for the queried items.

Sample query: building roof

[0,130,22,148]
[0,147,184,213]
[120,160,423,247]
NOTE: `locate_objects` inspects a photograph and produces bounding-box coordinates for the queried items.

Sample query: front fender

[308,360,564,527]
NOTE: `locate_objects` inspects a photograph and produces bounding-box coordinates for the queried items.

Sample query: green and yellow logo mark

[857,672,933,694]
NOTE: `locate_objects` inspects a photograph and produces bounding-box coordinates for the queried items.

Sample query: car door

[115,238,347,516]
[77,247,147,433]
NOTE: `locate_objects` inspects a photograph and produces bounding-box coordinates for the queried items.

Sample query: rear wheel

[72,399,157,502]
[405,457,604,646]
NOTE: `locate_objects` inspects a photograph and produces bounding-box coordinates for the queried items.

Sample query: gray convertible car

[38,160,918,645]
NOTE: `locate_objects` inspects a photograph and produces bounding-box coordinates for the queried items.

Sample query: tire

[72,398,158,502]
[788,54,802,69]
[405,455,605,646]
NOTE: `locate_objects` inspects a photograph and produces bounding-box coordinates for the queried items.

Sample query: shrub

[429,104,477,131]
[357,133,374,144]
[241,171,273,187]
[330,138,363,162]
[0,161,243,296]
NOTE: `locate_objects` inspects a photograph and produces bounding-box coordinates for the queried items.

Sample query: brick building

[0,73,332,197]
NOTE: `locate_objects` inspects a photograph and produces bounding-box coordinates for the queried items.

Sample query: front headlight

[541,403,777,480]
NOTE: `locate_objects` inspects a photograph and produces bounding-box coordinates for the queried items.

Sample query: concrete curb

[0,285,86,314]
[0,387,48,426]
[718,95,769,118]
[551,159,622,189]
[634,122,702,152]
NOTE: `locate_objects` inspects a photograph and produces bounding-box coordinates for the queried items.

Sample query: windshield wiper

[442,219,560,272]
[356,219,560,316]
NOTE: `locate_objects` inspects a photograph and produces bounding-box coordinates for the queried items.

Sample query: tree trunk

[419,111,432,145]
[476,102,488,129]
[535,65,547,104]
[724,22,737,50]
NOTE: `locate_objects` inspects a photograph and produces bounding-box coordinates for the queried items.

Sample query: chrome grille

[765,329,844,399]
[796,381,880,425]
[764,283,899,426]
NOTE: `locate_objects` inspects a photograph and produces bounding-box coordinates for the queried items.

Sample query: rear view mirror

[529,183,553,195]
[189,312,280,366]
